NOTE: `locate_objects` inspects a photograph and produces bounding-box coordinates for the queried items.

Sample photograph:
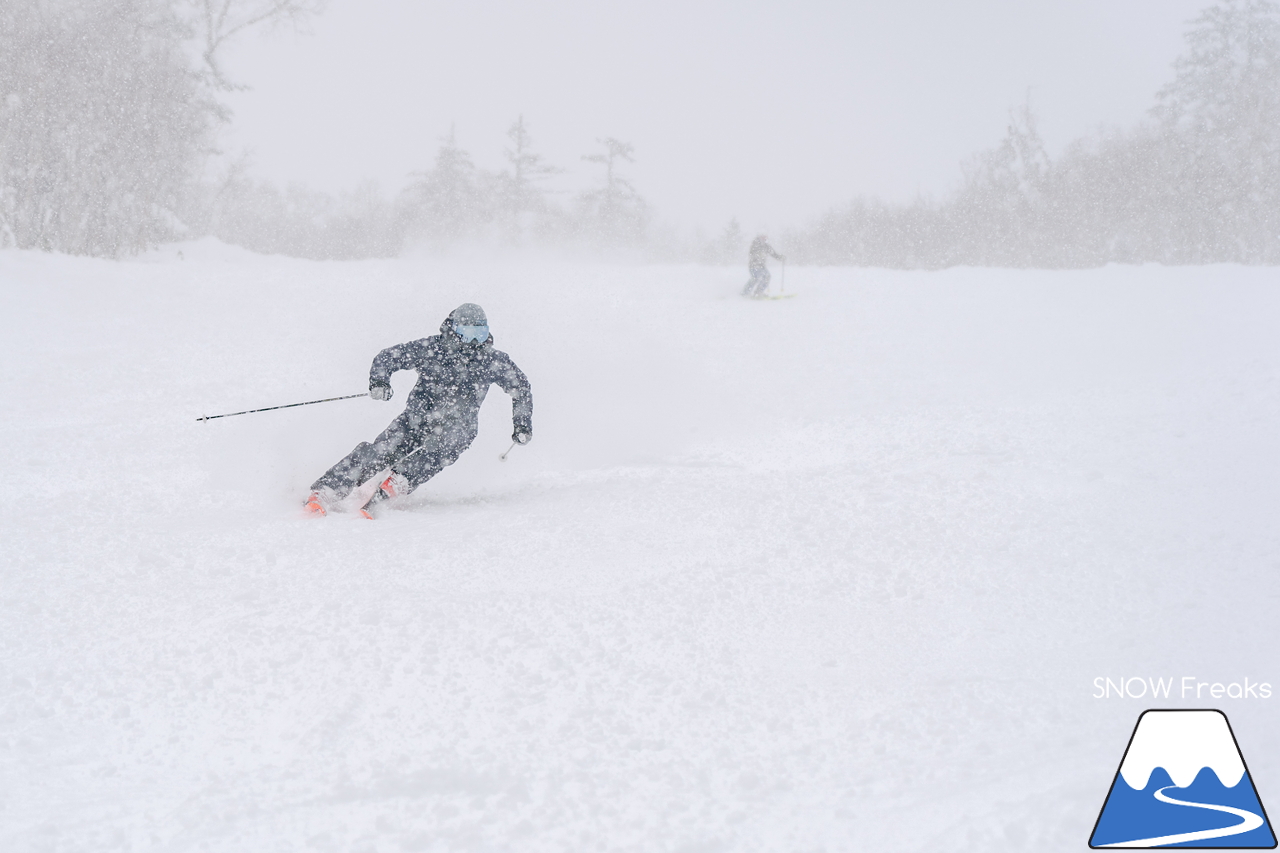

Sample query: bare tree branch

[187,0,327,90]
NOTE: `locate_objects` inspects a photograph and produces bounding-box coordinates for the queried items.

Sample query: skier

[304,303,533,519]
[742,234,785,298]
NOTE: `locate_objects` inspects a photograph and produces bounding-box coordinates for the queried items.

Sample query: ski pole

[196,392,369,422]
[781,257,786,293]
[499,441,517,461]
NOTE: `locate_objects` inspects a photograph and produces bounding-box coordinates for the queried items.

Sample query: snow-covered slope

[3,242,1279,851]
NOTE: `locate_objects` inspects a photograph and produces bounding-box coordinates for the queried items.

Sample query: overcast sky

[221,0,1210,234]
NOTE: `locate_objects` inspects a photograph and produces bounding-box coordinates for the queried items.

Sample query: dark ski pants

[742,265,770,298]
[311,408,474,499]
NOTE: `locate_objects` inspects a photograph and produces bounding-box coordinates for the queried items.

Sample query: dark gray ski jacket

[368,311,532,443]
[748,236,781,271]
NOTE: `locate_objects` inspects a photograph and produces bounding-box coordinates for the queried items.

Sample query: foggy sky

[221,0,1210,234]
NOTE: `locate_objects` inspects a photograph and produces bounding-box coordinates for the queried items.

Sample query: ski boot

[303,486,338,517]
[359,473,408,519]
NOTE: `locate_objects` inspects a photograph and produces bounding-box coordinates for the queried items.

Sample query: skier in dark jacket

[304,303,533,519]
[742,234,784,298]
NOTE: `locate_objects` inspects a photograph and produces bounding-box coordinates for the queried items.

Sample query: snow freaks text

[1093,677,1273,700]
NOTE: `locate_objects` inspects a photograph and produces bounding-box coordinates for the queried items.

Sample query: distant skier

[304,303,533,519]
[742,234,785,298]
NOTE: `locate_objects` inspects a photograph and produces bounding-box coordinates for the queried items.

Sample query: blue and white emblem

[1090,710,1275,848]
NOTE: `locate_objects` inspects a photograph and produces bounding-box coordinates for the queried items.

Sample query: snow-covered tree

[400,128,497,248]
[0,0,214,255]
[208,169,398,259]
[0,0,323,256]
[186,0,326,90]
[578,137,648,247]
[1158,0,1280,136]
[951,99,1052,265]
[1153,0,1280,260]
[500,115,559,233]
[789,0,1280,268]
[717,217,745,264]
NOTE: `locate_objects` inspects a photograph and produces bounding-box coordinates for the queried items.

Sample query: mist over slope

[2,245,1279,850]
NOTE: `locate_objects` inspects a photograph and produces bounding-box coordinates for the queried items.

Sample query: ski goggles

[454,323,489,344]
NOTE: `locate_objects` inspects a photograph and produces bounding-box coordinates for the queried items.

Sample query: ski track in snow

[2,241,1280,851]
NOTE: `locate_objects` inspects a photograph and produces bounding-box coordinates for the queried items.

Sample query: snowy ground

[2,241,1279,851]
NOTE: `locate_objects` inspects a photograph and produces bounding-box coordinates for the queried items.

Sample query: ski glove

[369,384,393,401]
[513,419,532,444]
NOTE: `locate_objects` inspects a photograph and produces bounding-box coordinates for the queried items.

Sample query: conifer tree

[579,137,647,246]
[500,115,560,242]
[402,128,491,246]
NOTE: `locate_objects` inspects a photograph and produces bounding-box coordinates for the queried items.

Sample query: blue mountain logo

[1090,709,1276,848]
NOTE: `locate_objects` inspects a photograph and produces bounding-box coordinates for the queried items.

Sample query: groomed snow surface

[3,241,1280,852]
